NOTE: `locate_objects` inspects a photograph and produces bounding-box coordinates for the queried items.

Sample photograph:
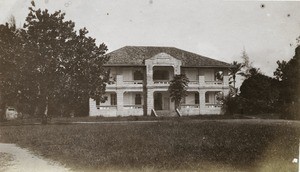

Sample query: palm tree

[239,67,261,79]
[168,74,189,110]
[229,61,243,90]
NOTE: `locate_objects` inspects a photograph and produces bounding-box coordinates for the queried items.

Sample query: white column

[116,75,123,87]
[116,90,124,116]
[199,89,206,114]
[174,64,181,75]
[89,98,97,116]
[199,75,205,86]
[223,88,230,97]
[146,89,154,115]
[146,64,153,86]
[223,75,229,86]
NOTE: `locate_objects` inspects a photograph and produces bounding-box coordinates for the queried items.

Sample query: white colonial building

[89,46,232,117]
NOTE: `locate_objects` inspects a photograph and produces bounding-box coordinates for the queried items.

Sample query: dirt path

[0,143,71,172]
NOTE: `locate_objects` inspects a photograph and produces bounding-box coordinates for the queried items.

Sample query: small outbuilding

[5,107,18,120]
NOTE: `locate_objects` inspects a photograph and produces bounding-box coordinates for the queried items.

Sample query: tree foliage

[239,72,280,114]
[168,74,189,109]
[273,60,287,81]
[239,50,254,79]
[0,22,24,112]
[229,61,243,90]
[275,46,300,119]
[221,93,243,115]
[0,3,109,120]
[223,68,279,115]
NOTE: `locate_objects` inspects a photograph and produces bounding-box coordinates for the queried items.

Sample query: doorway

[154,92,170,110]
[154,92,162,110]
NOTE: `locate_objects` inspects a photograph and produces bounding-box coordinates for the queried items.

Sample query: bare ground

[0,143,71,172]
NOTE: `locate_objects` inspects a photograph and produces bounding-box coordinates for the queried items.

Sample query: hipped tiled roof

[106,46,231,67]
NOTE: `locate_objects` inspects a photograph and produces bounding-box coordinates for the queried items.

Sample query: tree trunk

[233,75,236,90]
[175,101,181,110]
[0,102,7,121]
[41,96,49,124]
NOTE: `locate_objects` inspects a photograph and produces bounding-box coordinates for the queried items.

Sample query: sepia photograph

[0,0,299,171]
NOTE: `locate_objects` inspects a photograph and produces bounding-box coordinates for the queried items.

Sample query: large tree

[240,71,279,114]
[0,21,25,117]
[0,2,109,121]
[274,46,300,119]
[168,74,189,110]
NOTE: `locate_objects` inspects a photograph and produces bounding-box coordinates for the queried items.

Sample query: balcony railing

[189,81,199,85]
[123,105,143,109]
[205,81,223,85]
[106,75,227,87]
[123,80,143,85]
[96,105,117,110]
[153,80,170,84]
[205,103,222,108]
[181,104,200,109]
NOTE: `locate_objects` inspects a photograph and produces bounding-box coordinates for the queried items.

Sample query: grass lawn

[0,114,247,125]
[0,118,299,171]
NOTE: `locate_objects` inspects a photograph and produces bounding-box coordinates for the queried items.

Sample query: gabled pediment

[145,53,182,66]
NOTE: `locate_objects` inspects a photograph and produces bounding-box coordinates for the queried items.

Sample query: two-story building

[89,46,232,117]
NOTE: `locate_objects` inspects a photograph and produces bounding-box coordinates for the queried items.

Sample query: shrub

[222,95,243,115]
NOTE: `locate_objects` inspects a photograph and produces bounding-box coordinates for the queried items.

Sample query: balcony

[123,80,143,85]
[205,81,223,85]
[106,75,143,90]
[106,75,229,89]
[205,103,222,108]
[153,80,170,84]
[199,75,229,87]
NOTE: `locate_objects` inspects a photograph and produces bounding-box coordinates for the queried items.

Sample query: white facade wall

[89,98,117,117]
[180,108,200,116]
[123,92,143,105]
[185,92,196,104]
[184,68,198,81]
[203,69,215,81]
[122,68,133,81]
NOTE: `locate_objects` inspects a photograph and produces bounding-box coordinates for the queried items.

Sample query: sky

[0,0,300,77]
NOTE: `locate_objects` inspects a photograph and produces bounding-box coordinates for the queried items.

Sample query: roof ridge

[106,45,232,67]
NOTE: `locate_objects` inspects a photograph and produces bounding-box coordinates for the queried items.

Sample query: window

[95,98,100,109]
[96,99,100,106]
[133,70,143,80]
[111,93,117,105]
[153,70,169,80]
[135,94,142,105]
[195,92,199,104]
